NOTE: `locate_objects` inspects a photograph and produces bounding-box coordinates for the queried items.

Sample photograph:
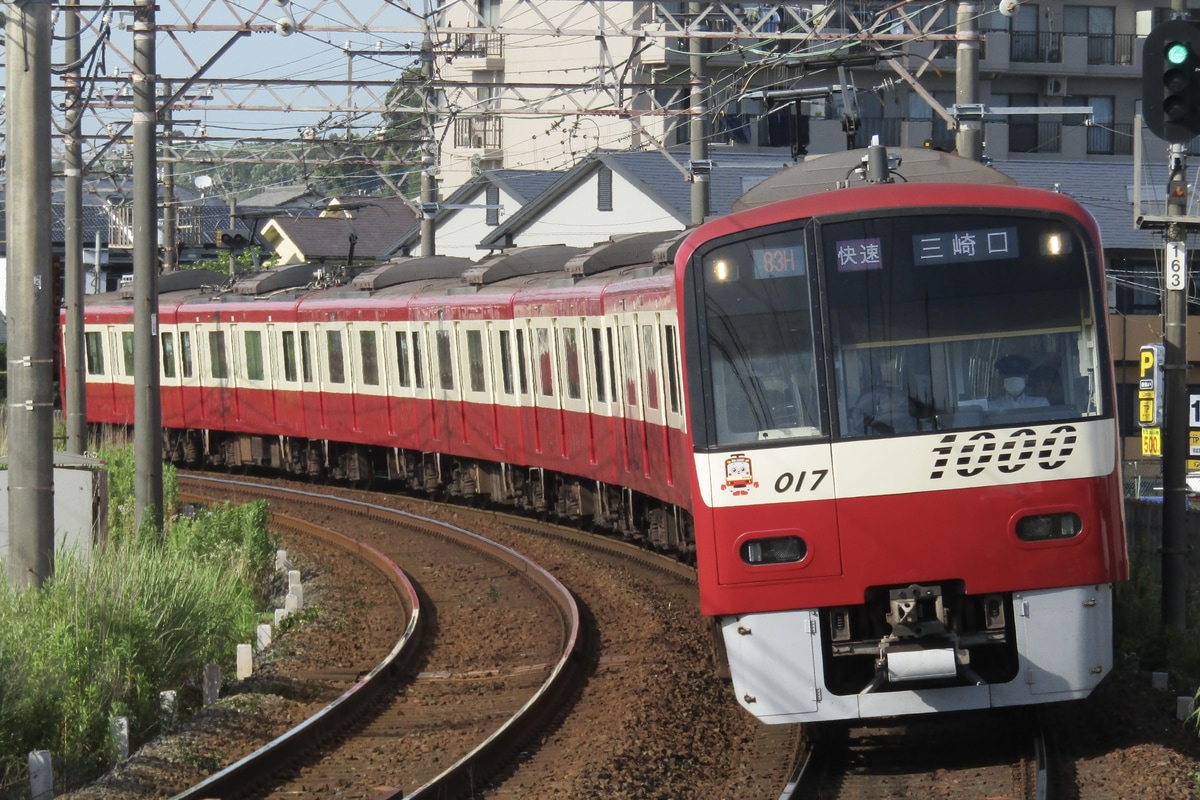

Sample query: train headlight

[1016,512,1082,542]
[1039,231,1073,257]
[740,536,807,565]
[710,258,738,282]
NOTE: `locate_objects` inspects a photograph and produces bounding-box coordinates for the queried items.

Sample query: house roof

[379,168,566,259]
[265,196,419,262]
[239,184,323,208]
[477,146,791,250]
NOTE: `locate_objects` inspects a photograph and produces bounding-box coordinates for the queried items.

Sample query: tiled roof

[269,197,419,261]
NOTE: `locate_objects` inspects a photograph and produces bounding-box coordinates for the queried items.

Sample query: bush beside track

[0,445,277,798]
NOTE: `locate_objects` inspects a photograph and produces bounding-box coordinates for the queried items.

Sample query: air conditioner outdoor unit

[1045,77,1068,97]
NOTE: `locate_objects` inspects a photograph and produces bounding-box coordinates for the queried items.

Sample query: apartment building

[433,0,1177,192]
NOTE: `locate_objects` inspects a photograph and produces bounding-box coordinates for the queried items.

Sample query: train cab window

[180,331,193,378]
[536,327,554,397]
[327,330,345,384]
[412,331,425,390]
[467,329,486,392]
[209,331,228,379]
[360,330,379,386]
[161,332,176,379]
[300,331,313,383]
[282,331,298,382]
[590,328,607,403]
[121,332,134,377]
[823,213,1104,437]
[244,330,264,381]
[641,324,659,410]
[694,230,823,446]
[395,331,411,388]
[436,329,454,390]
[563,327,582,400]
[498,330,515,395]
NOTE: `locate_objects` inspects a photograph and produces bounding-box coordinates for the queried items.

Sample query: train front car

[679,177,1127,723]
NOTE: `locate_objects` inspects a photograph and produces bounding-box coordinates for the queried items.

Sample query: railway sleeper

[823,582,1017,695]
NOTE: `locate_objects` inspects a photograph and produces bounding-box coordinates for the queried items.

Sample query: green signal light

[1167,41,1191,65]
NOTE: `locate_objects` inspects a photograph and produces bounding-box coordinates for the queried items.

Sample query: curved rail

[171,475,583,800]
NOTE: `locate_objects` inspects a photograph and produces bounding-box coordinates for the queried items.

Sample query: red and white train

[71,145,1128,723]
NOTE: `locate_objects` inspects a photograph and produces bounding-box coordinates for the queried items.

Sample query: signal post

[1140,17,1200,631]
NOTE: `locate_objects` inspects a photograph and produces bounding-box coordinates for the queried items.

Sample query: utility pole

[420,32,437,257]
[1140,11,1200,630]
[954,0,982,161]
[5,0,56,588]
[1161,148,1189,631]
[689,1,710,226]
[162,83,179,272]
[133,0,163,534]
[64,0,88,454]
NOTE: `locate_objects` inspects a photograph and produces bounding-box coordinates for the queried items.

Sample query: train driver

[991,354,1050,410]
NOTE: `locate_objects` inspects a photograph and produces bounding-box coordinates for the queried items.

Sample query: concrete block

[236,643,253,680]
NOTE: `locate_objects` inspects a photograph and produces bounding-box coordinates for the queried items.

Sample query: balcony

[452,31,504,71]
[454,116,503,152]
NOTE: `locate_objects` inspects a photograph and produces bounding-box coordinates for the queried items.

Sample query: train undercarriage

[159,427,696,561]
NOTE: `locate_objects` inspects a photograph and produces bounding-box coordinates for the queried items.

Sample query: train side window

[498,330,515,394]
[85,331,105,375]
[244,330,264,381]
[436,329,454,390]
[590,328,607,403]
[180,331,193,378]
[360,330,379,386]
[209,331,228,379]
[606,327,618,404]
[300,331,313,382]
[395,331,411,388]
[282,331,298,382]
[664,324,681,414]
[467,329,486,392]
[327,330,345,384]
[620,325,638,407]
[516,328,529,394]
[121,331,134,377]
[412,331,425,389]
[641,323,659,410]
[536,326,554,397]
[563,326,581,400]
[161,332,176,379]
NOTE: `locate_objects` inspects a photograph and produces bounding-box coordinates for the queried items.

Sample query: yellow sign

[1143,427,1163,456]
[1140,398,1158,424]
[1189,459,1200,472]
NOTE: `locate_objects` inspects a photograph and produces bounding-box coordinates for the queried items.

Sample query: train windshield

[692,210,1105,447]
[824,212,1102,439]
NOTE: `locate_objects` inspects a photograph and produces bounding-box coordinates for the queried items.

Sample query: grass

[0,442,277,797]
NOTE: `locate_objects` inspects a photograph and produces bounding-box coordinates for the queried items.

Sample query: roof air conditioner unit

[1045,77,1068,97]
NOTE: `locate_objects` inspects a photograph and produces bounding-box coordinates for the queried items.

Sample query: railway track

[788,709,1050,800]
[174,475,585,799]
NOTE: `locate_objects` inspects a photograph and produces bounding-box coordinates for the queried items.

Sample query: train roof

[733,147,1017,211]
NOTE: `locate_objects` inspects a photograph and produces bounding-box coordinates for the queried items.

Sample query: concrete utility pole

[161,84,179,273]
[132,0,163,534]
[1161,146,1189,631]
[5,0,56,588]
[689,1,710,226]
[64,0,88,454]
[954,0,982,161]
[419,33,437,257]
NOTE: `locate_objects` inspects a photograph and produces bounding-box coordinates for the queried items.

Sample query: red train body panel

[69,147,1126,724]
